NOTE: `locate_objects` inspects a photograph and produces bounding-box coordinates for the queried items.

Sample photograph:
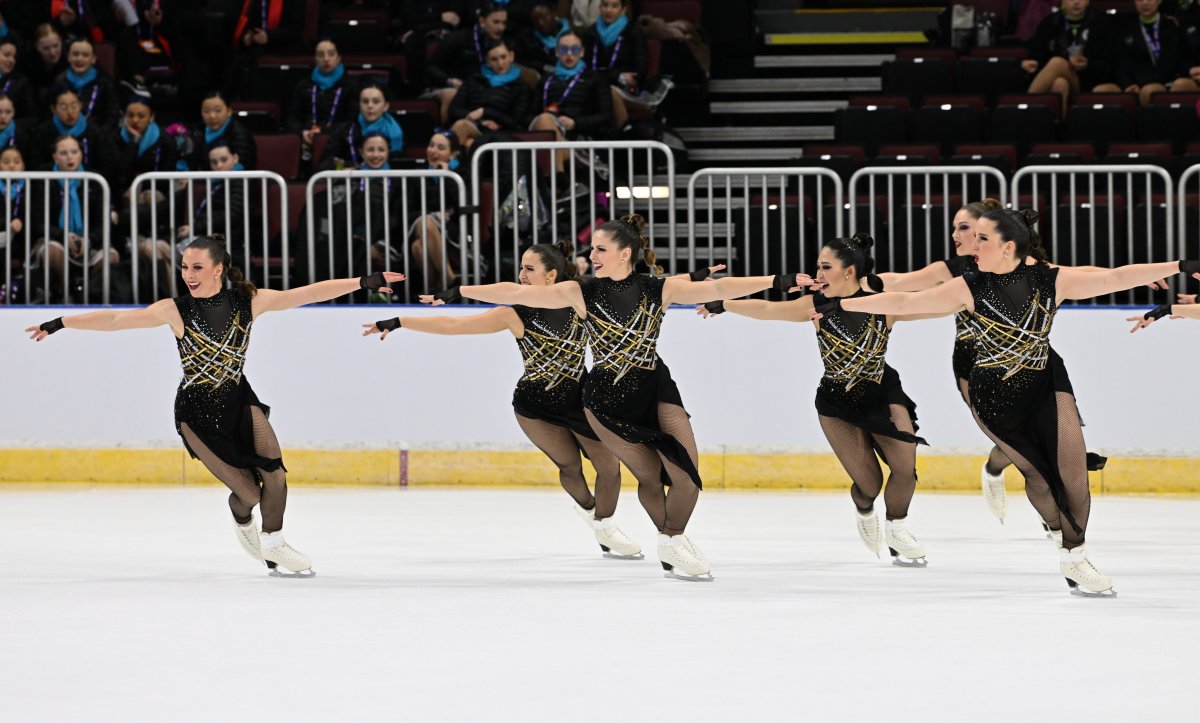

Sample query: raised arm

[663,273,812,306]
[1127,302,1200,333]
[1055,261,1187,305]
[26,298,181,341]
[252,272,406,317]
[363,307,521,340]
[829,277,972,318]
[874,261,952,293]
[426,280,586,314]
[700,296,814,323]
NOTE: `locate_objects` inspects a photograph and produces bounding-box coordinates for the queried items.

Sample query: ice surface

[0,487,1195,722]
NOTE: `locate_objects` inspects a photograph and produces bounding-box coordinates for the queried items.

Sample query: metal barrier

[129,171,288,302]
[305,169,471,300]
[1176,164,1200,275]
[849,166,1008,274]
[470,140,676,280]
[686,167,843,278]
[1012,164,1173,304]
[0,171,111,304]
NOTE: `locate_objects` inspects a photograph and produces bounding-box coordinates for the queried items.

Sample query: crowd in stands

[0,0,704,302]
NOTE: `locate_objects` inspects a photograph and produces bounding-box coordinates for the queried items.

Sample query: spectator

[1093,0,1188,104]
[0,43,35,121]
[582,0,646,129]
[32,86,115,176]
[515,1,571,72]
[54,36,121,129]
[0,146,30,268]
[29,24,68,111]
[113,95,177,282]
[187,90,257,171]
[285,38,358,162]
[316,83,404,171]
[50,1,117,44]
[116,0,199,105]
[395,1,469,90]
[408,128,465,287]
[1023,0,1116,114]
[426,2,510,123]
[529,29,614,172]
[1166,0,1200,90]
[0,94,33,158]
[448,37,534,148]
[175,141,251,268]
[226,0,304,95]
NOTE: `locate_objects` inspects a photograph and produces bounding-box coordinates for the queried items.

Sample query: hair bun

[850,232,874,250]
[980,198,1003,211]
[620,213,646,233]
[1019,208,1039,226]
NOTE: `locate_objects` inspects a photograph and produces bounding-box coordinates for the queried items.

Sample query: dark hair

[0,146,24,162]
[53,133,82,152]
[962,198,1003,220]
[0,93,12,107]
[200,89,231,108]
[67,36,96,53]
[528,240,579,282]
[597,213,662,276]
[312,36,339,52]
[359,130,389,149]
[124,95,153,112]
[358,81,389,101]
[823,232,876,279]
[50,85,80,106]
[431,127,463,155]
[479,2,510,18]
[980,207,1047,265]
[185,235,257,298]
[558,29,583,45]
[0,38,17,51]
[484,36,513,55]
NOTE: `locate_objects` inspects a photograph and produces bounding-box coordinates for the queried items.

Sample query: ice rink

[1,486,1196,722]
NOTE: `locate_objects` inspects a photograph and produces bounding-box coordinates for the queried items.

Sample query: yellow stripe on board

[766,32,929,45]
[0,449,1197,494]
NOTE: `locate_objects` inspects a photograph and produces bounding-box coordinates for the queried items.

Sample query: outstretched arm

[874,261,953,292]
[700,296,814,322]
[363,307,520,340]
[26,299,180,341]
[1056,261,1186,304]
[828,277,972,318]
[425,280,586,314]
[252,272,406,316]
[1127,303,1200,333]
[663,273,812,306]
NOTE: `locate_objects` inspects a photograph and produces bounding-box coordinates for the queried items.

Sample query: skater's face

[480,10,507,39]
[53,91,82,127]
[67,40,95,75]
[425,132,456,167]
[0,147,24,172]
[519,249,557,285]
[0,98,13,129]
[815,246,858,296]
[314,40,340,73]
[589,229,631,278]
[1135,0,1160,18]
[1062,0,1088,18]
[359,87,386,122]
[557,34,583,68]
[360,135,389,169]
[0,42,17,75]
[485,43,514,75]
[36,32,62,65]
[124,102,153,136]
[951,208,977,255]
[599,0,626,24]
[180,246,223,297]
[208,146,238,172]
[53,137,82,171]
[972,217,1017,272]
[200,97,231,131]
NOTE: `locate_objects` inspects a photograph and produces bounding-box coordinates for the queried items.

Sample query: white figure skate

[658,534,713,582]
[885,518,928,567]
[574,504,642,559]
[856,509,881,558]
[233,518,262,562]
[260,531,315,578]
[1059,545,1115,597]
[981,463,1007,523]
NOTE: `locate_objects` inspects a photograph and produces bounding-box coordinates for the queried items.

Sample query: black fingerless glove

[40,317,64,335]
[360,271,387,291]
[703,301,725,315]
[1180,260,1200,275]
[772,273,798,293]
[1143,304,1172,321]
[814,298,843,315]
[433,286,463,304]
[376,318,401,332]
[689,267,712,282]
[865,274,885,293]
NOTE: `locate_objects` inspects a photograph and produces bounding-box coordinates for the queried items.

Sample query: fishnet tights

[584,403,700,536]
[968,392,1092,548]
[957,377,1013,476]
[515,414,622,519]
[179,407,287,533]
[818,404,918,521]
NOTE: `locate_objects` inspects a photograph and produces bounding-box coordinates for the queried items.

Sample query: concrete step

[709,77,881,93]
[710,99,848,114]
[677,126,835,143]
[754,54,895,69]
[689,148,805,163]
[764,31,927,45]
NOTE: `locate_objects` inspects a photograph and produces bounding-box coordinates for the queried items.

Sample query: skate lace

[1073,556,1105,582]
[889,526,919,548]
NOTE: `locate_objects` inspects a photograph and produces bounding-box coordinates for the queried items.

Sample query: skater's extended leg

[871,404,918,521]
[585,408,668,531]
[179,422,260,524]
[1054,392,1091,549]
[656,402,700,536]
[249,408,287,534]
[959,378,1013,476]
[572,432,622,520]
[819,414,884,513]
[516,413,596,511]
[969,405,1063,534]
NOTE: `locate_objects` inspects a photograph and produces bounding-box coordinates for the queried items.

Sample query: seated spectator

[1093,0,1188,104]
[285,37,358,161]
[227,0,304,94]
[0,94,33,157]
[316,83,404,171]
[32,86,116,176]
[54,36,121,129]
[29,24,68,111]
[395,0,469,90]
[1166,0,1200,90]
[116,0,199,104]
[49,1,117,44]
[1023,0,1117,114]
[29,134,117,301]
[530,29,614,172]
[409,128,465,287]
[426,2,510,123]
[187,90,257,170]
[582,0,646,130]
[448,37,534,148]
[515,1,572,73]
[113,95,178,284]
[175,142,253,269]
[0,40,35,119]
[0,146,30,268]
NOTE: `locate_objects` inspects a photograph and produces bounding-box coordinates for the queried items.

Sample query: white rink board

[1,304,1197,455]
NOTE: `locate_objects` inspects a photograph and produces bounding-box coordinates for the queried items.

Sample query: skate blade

[662,570,714,582]
[602,551,645,560]
[268,567,316,579]
[889,549,928,568]
[1066,579,1115,598]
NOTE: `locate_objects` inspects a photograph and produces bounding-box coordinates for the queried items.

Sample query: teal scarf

[482,64,521,87]
[204,117,231,144]
[53,162,85,236]
[357,113,404,152]
[52,114,87,137]
[554,60,585,80]
[121,121,161,158]
[65,66,98,91]
[311,63,345,91]
[595,14,628,47]
[536,18,571,51]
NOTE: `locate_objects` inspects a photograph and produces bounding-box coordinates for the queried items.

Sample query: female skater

[1128,273,1200,330]
[422,214,808,581]
[701,234,932,566]
[813,208,1192,596]
[27,235,405,577]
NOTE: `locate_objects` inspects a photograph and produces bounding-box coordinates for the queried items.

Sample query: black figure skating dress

[511,304,596,439]
[579,274,699,487]
[943,255,980,384]
[813,290,927,445]
[172,289,282,471]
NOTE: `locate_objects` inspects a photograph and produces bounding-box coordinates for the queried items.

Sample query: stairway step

[710,77,881,93]
[689,148,805,163]
[678,126,834,143]
[710,99,849,114]
[765,31,928,45]
[754,54,895,69]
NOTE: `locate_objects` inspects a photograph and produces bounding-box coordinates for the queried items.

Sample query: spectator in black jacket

[285,38,358,162]
[514,1,571,73]
[32,86,115,176]
[409,128,465,287]
[0,146,31,268]
[582,0,646,129]
[0,94,32,157]
[1022,0,1117,114]
[448,37,534,148]
[0,40,35,120]
[113,95,178,283]
[187,90,257,171]
[49,0,118,44]
[1093,0,1188,104]
[116,0,202,108]
[396,0,469,90]
[426,2,510,122]
[175,141,252,269]
[1165,0,1200,90]
[54,36,121,130]
[530,30,613,172]
[226,0,304,97]
[316,83,405,171]
[29,23,67,112]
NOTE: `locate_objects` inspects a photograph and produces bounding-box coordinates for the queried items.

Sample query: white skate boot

[233,518,262,562]
[260,531,315,578]
[1059,545,1115,597]
[574,504,643,559]
[981,463,1007,523]
[885,518,928,567]
[657,534,713,581]
[856,509,882,558]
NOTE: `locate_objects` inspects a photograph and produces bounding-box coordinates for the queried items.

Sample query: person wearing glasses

[529,29,613,174]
